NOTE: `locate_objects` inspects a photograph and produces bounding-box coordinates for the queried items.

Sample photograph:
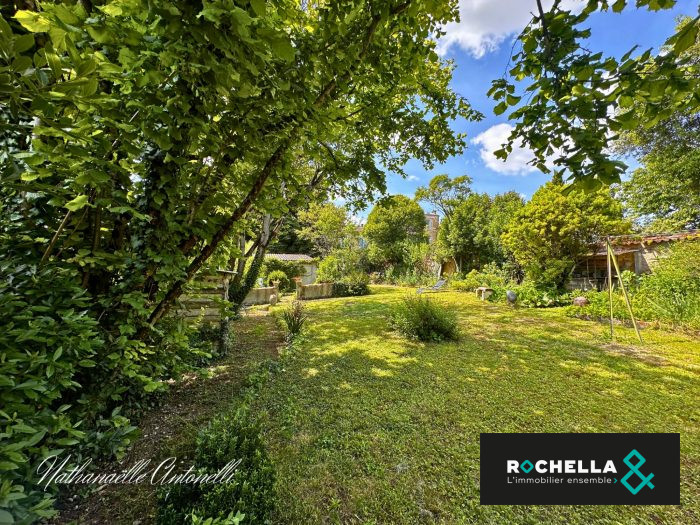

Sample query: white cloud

[472,123,538,176]
[406,175,420,182]
[437,0,583,58]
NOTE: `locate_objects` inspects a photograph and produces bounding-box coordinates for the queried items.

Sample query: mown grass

[254,286,700,524]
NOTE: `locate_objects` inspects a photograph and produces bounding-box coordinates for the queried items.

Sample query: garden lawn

[254,286,700,524]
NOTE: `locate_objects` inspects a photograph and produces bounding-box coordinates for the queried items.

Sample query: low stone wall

[296,282,333,300]
[242,285,278,306]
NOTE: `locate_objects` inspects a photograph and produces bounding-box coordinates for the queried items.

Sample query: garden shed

[265,253,318,285]
[568,230,699,291]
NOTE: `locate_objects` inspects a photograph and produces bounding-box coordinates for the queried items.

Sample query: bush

[0,262,112,521]
[259,259,304,292]
[156,408,275,525]
[333,272,371,297]
[450,265,508,292]
[316,255,342,283]
[389,296,458,342]
[266,270,289,291]
[186,321,234,366]
[281,301,307,338]
[493,281,571,308]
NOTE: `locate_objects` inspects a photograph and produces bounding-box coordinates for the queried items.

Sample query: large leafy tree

[618,148,700,232]
[298,202,359,257]
[614,18,700,232]
[414,173,472,218]
[1,1,478,520]
[502,180,630,287]
[437,191,523,273]
[437,193,492,272]
[364,194,427,268]
[490,0,700,188]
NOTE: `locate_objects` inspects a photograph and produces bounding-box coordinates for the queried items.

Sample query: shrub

[186,321,234,366]
[190,511,245,525]
[0,262,109,521]
[259,259,304,291]
[281,301,307,338]
[156,408,275,525]
[316,255,342,283]
[492,281,571,308]
[450,265,508,292]
[333,272,371,297]
[389,296,458,342]
[266,270,289,291]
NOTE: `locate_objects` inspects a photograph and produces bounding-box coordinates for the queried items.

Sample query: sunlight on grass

[259,286,700,524]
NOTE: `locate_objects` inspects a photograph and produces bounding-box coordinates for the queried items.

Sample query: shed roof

[608,230,699,246]
[265,253,315,262]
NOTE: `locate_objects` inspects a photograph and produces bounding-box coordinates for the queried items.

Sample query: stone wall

[242,285,278,306]
[296,282,334,300]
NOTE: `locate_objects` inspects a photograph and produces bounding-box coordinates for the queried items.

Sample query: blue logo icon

[621,449,655,495]
[520,460,534,473]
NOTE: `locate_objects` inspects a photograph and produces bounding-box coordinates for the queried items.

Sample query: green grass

[252,286,700,524]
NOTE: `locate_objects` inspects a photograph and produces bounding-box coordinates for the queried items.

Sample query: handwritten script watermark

[37,455,242,490]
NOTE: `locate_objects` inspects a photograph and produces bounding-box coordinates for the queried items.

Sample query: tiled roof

[265,253,315,262]
[608,230,699,246]
[585,230,699,256]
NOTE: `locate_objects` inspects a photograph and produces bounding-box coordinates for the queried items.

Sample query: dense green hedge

[332,272,371,297]
[156,408,275,525]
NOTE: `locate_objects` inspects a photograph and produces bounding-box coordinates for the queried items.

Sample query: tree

[490,1,700,188]
[502,181,630,288]
[614,20,700,232]
[1,2,478,520]
[363,195,427,268]
[414,174,472,217]
[267,214,316,255]
[298,202,359,257]
[438,193,493,272]
[618,148,700,232]
[437,191,523,273]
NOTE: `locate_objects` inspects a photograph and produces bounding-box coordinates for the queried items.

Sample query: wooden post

[607,237,614,340]
[607,240,642,344]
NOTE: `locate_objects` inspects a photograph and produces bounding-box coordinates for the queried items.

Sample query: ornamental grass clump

[281,300,307,338]
[389,296,458,342]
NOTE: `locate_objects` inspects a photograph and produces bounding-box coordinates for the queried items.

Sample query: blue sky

[364,0,698,218]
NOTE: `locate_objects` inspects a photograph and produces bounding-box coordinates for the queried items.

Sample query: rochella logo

[506,459,616,474]
[620,449,655,495]
[506,449,656,495]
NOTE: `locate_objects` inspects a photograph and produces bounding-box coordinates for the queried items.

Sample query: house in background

[567,230,699,291]
[425,212,439,244]
[265,253,318,285]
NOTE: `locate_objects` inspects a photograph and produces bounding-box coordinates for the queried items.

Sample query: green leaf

[493,102,508,115]
[14,11,50,33]
[270,38,295,62]
[612,0,626,13]
[506,94,521,105]
[0,509,14,524]
[143,381,161,392]
[14,33,35,53]
[64,194,90,211]
[673,19,699,55]
[250,0,266,17]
